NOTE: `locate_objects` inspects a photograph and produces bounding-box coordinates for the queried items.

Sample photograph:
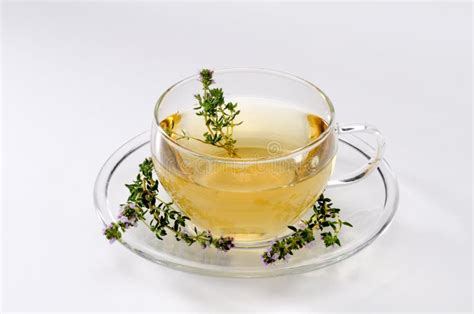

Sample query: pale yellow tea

[154,98,336,244]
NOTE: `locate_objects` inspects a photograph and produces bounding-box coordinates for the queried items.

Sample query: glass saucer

[94,131,399,278]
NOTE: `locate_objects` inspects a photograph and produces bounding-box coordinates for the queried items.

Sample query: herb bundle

[104,158,352,264]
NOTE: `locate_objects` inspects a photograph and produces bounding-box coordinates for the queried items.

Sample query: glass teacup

[151,68,384,247]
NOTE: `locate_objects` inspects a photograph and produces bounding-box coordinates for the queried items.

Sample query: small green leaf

[288,226,297,232]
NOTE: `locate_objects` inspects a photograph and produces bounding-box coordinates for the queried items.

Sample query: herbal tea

[154,98,336,244]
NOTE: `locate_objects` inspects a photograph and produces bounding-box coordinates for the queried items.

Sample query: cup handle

[326,123,385,188]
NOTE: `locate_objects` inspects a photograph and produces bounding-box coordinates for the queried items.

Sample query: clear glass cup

[151,68,384,247]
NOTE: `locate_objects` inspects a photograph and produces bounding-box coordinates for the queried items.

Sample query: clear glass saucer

[94,131,399,278]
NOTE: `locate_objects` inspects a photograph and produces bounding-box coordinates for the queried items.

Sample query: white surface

[2,2,472,312]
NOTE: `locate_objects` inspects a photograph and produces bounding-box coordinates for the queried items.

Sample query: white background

[2,1,472,312]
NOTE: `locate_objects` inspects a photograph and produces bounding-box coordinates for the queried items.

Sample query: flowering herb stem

[261,195,353,264]
[103,158,235,251]
[161,69,242,157]
[194,69,242,157]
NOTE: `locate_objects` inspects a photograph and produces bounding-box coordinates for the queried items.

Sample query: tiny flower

[216,236,235,252]
[103,223,122,244]
[118,215,129,223]
[261,253,275,265]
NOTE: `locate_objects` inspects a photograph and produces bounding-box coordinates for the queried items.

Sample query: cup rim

[153,67,336,164]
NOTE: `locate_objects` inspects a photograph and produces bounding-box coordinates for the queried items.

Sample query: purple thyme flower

[118,214,128,223]
[117,203,138,227]
[103,223,114,234]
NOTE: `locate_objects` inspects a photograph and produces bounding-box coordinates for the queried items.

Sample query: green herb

[103,159,353,263]
[193,69,242,157]
[261,195,353,264]
[162,69,242,157]
[103,158,234,251]
[103,158,353,264]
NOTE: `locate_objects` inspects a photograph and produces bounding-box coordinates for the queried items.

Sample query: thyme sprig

[103,158,234,251]
[193,69,242,157]
[261,195,353,264]
[161,69,242,157]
